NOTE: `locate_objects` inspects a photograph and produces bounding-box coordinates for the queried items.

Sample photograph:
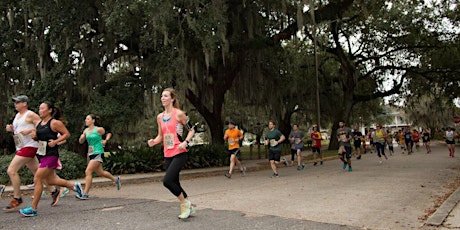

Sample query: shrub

[0,150,86,185]
[104,143,229,174]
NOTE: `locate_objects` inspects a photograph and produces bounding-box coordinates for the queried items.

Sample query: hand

[6,124,13,132]
[147,139,155,147]
[264,140,269,146]
[102,140,107,146]
[48,140,57,147]
[274,140,278,146]
[178,141,187,150]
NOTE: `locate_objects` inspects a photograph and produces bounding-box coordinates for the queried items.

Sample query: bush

[104,144,229,174]
[56,150,86,180]
[0,150,86,185]
[104,145,164,174]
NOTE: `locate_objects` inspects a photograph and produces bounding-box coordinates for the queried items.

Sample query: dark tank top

[36,119,59,157]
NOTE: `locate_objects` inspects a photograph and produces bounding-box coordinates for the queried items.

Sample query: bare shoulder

[27,111,41,124]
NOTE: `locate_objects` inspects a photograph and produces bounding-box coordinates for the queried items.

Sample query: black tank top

[36,119,59,156]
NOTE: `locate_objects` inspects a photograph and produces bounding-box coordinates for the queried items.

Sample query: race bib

[37,141,47,156]
[340,134,347,142]
[88,146,94,156]
[13,134,24,149]
[164,133,175,149]
[228,138,235,145]
[269,139,277,147]
[295,138,301,144]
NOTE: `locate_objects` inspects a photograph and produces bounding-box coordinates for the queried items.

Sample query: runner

[19,101,83,217]
[397,130,406,154]
[4,95,57,211]
[289,124,305,170]
[337,121,353,172]
[223,121,246,178]
[412,129,420,152]
[404,127,413,154]
[422,128,431,154]
[147,88,196,219]
[264,121,288,177]
[310,126,323,166]
[386,130,394,156]
[444,126,457,157]
[77,114,121,200]
[368,128,375,154]
[352,126,363,160]
[372,124,388,163]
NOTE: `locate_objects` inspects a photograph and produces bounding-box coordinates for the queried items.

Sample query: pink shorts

[16,147,38,158]
[39,156,60,169]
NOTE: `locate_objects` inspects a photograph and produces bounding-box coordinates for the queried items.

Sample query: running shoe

[313,162,318,166]
[76,194,89,200]
[189,205,196,215]
[240,167,246,176]
[0,185,5,198]
[357,155,362,160]
[297,166,301,170]
[271,173,279,178]
[282,157,288,167]
[348,166,353,172]
[26,183,35,189]
[4,198,22,211]
[225,172,231,179]
[74,182,83,198]
[60,187,70,197]
[301,165,305,170]
[342,162,347,170]
[178,200,191,219]
[19,206,37,217]
[50,188,62,207]
[320,161,323,165]
[115,176,121,190]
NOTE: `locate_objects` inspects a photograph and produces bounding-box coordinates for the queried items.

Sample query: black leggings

[163,153,188,198]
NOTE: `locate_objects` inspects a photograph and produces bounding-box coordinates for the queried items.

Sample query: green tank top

[86,127,104,155]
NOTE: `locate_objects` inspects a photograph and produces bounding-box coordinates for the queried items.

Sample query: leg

[228,154,236,174]
[163,154,188,201]
[296,149,303,167]
[94,163,116,183]
[83,160,98,194]
[31,167,54,209]
[270,160,277,174]
[7,156,36,198]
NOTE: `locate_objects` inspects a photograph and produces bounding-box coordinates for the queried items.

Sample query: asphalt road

[0,142,458,230]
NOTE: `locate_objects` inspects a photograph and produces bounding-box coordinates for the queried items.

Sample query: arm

[79,128,87,144]
[102,132,112,146]
[19,112,41,136]
[177,110,195,150]
[49,120,70,147]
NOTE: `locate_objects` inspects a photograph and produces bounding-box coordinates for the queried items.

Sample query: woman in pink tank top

[147,88,196,219]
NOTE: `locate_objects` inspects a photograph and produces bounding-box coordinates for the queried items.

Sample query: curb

[425,185,460,226]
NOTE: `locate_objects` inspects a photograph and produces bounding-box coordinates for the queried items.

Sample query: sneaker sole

[51,191,62,207]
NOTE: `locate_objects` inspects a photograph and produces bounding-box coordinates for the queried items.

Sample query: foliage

[0,150,86,185]
[104,144,228,175]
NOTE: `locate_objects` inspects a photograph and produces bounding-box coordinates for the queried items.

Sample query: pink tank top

[160,109,187,158]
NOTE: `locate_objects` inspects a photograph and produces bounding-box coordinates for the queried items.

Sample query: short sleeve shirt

[266,129,283,151]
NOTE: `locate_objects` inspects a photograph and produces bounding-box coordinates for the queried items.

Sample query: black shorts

[353,141,361,148]
[312,147,321,153]
[228,148,240,156]
[447,140,456,145]
[268,149,281,162]
[338,146,352,159]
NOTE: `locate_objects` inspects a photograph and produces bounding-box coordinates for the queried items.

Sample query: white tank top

[12,110,38,150]
[446,130,454,141]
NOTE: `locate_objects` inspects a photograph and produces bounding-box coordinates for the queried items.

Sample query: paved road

[1,142,459,230]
